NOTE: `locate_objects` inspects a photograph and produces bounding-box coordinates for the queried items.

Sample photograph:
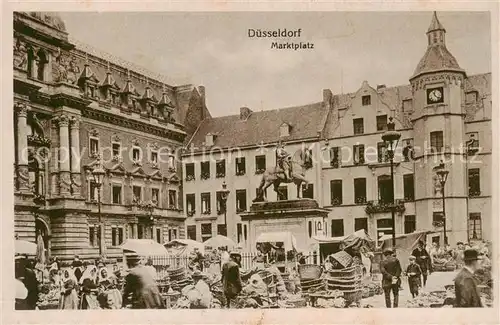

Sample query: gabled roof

[130,166,147,177]
[188,102,326,149]
[106,162,127,174]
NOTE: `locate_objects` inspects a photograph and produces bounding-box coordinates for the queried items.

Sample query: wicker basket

[298,264,323,280]
[327,265,360,278]
[343,289,362,303]
[330,251,353,268]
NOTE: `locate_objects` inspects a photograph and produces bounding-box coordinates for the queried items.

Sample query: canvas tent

[121,239,168,256]
[164,239,205,256]
[255,231,298,252]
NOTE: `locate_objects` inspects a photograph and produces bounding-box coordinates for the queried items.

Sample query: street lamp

[92,157,106,258]
[434,160,449,245]
[381,117,401,248]
[220,181,230,236]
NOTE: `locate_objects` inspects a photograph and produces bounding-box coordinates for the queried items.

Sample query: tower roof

[427,11,446,33]
[411,12,464,80]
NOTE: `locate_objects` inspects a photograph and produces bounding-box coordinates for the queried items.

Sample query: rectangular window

[185,163,195,181]
[89,180,98,201]
[362,95,371,106]
[331,219,345,237]
[236,157,246,175]
[466,91,477,104]
[132,147,142,162]
[402,99,413,112]
[403,174,415,201]
[217,224,227,236]
[330,180,342,206]
[255,155,266,174]
[353,144,365,164]
[156,228,161,243]
[187,225,196,240]
[118,227,124,245]
[150,151,158,164]
[186,194,195,215]
[430,131,444,152]
[302,184,314,199]
[278,186,288,201]
[89,226,96,247]
[377,218,393,239]
[89,137,99,157]
[353,118,364,135]
[201,223,212,242]
[468,169,481,197]
[468,213,482,240]
[112,142,121,158]
[354,218,368,232]
[236,189,247,212]
[237,223,242,243]
[152,188,160,206]
[112,227,117,246]
[168,190,177,209]
[433,212,444,228]
[201,161,210,180]
[377,142,388,163]
[132,186,142,203]
[330,146,340,168]
[112,184,122,204]
[404,215,416,234]
[216,191,224,215]
[354,178,367,204]
[201,192,211,214]
[466,132,480,155]
[378,176,393,204]
[216,160,226,178]
[376,115,388,131]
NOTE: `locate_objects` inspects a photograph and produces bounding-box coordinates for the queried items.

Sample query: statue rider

[275,141,291,181]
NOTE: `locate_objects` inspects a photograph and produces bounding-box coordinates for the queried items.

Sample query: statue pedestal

[240,198,329,252]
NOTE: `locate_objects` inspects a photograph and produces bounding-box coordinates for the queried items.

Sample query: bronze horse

[253,147,313,202]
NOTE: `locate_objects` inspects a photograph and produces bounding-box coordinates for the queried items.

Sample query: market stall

[164,239,205,256]
[255,231,299,273]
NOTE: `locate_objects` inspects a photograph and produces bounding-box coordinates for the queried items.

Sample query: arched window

[36,49,48,81]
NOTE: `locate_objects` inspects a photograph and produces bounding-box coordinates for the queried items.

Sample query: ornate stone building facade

[13,12,209,260]
[182,12,492,249]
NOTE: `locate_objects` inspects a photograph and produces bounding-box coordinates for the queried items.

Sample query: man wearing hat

[453,242,465,269]
[122,252,164,309]
[411,240,432,287]
[379,248,402,308]
[454,249,483,307]
[221,251,243,308]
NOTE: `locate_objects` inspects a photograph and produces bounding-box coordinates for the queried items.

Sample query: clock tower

[410,12,468,244]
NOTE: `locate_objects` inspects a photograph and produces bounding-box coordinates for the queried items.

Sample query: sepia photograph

[9,8,496,319]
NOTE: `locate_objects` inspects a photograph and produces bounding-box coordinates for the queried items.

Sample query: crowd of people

[378,240,492,308]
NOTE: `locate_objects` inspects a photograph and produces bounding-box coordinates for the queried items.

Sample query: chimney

[323,89,333,107]
[377,84,386,91]
[240,107,253,120]
[198,85,206,119]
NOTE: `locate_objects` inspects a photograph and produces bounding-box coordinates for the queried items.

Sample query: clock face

[427,87,444,104]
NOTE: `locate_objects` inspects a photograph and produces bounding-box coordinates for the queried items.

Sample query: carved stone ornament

[13,39,29,71]
[89,128,99,137]
[150,142,159,150]
[17,165,30,191]
[132,138,140,146]
[15,103,29,117]
[59,171,72,194]
[112,134,121,142]
[57,114,70,127]
[52,50,81,85]
[71,173,82,196]
[70,116,81,129]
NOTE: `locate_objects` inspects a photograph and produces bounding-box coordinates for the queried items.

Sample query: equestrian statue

[253,141,313,202]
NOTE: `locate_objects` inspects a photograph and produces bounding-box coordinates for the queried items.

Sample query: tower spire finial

[427,11,446,34]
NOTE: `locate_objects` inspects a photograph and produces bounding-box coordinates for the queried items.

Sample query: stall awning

[121,239,168,256]
[255,231,297,252]
[164,239,205,255]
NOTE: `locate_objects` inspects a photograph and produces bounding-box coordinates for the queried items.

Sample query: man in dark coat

[454,249,483,308]
[71,255,84,282]
[405,256,422,298]
[411,240,432,287]
[380,248,402,308]
[122,253,164,309]
[221,251,243,308]
[23,259,39,309]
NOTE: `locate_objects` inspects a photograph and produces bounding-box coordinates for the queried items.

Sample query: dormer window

[206,133,215,146]
[280,123,290,137]
[362,95,371,106]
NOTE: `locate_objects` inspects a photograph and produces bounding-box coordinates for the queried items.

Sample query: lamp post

[220,181,230,236]
[434,161,449,245]
[381,117,401,248]
[92,157,106,258]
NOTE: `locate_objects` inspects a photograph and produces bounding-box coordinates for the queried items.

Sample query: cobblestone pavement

[361,271,457,308]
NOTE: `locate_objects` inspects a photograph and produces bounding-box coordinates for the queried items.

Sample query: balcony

[187,210,195,217]
[365,199,406,214]
[236,169,246,176]
[255,168,266,175]
[215,172,226,178]
[202,208,211,215]
[355,196,367,205]
[27,134,51,147]
[185,175,195,182]
[469,190,481,198]
[330,197,342,206]
[200,172,210,180]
